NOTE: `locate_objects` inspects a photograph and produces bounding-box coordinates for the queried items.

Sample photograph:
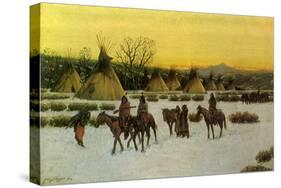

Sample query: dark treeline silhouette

[36,52,154,90]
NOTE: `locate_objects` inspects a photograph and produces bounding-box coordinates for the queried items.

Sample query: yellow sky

[30,3,274,71]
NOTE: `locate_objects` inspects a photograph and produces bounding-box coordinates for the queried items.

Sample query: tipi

[145,69,169,92]
[205,72,217,90]
[52,65,81,92]
[165,69,181,90]
[226,76,235,90]
[183,68,206,93]
[216,74,225,90]
[76,35,125,100]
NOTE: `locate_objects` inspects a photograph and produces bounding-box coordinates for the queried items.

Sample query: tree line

[34,36,157,90]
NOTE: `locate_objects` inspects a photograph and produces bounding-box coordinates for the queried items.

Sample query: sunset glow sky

[30,3,274,71]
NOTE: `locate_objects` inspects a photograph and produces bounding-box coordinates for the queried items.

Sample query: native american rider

[116,96,131,138]
[137,96,149,125]
[208,93,217,124]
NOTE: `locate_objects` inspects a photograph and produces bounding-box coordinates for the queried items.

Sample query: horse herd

[241,91,272,104]
[95,104,227,155]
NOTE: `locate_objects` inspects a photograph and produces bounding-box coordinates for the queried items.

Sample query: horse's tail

[150,113,157,130]
[224,115,227,130]
[153,116,158,130]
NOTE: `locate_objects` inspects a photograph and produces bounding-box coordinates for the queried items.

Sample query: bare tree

[116,36,155,69]
[116,36,156,89]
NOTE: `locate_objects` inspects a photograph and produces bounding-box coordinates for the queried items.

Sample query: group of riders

[70,93,219,147]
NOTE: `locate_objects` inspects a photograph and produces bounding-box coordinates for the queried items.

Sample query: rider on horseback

[117,96,131,139]
[137,96,149,125]
[208,93,217,124]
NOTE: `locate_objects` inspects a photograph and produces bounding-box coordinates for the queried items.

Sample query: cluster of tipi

[52,37,235,100]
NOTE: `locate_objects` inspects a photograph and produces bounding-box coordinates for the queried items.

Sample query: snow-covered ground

[37,92,274,185]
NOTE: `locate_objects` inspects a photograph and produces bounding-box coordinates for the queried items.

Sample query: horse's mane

[104,113,119,121]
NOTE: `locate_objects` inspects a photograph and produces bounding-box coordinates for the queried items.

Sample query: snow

[36,92,274,185]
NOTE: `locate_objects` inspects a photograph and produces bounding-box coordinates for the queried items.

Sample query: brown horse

[196,105,227,139]
[126,114,158,152]
[126,116,147,152]
[162,108,177,135]
[96,112,124,155]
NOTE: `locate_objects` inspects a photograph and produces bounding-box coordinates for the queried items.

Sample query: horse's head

[197,105,203,114]
[162,109,168,121]
[96,111,107,126]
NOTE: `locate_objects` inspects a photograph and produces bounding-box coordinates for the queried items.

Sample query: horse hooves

[141,149,145,153]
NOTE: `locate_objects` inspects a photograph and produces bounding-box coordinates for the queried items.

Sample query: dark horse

[96,112,125,155]
[162,108,177,135]
[196,105,227,139]
[126,114,158,152]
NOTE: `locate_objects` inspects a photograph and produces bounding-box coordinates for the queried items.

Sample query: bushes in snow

[216,94,240,102]
[50,102,67,111]
[129,94,141,99]
[159,94,168,99]
[41,92,70,100]
[169,95,179,101]
[228,112,259,123]
[99,103,116,110]
[68,102,98,111]
[188,113,202,122]
[179,94,191,101]
[192,95,204,101]
[41,103,50,112]
[31,115,97,128]
[256,147,274,163]
[241,146,274,172]
[241,165,271,172]
[146,95,159,102]
[49,115,71,127]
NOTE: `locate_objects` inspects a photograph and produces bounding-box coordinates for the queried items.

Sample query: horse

[162,108,177,135]
[96,112,124,155]
[126,116,147,152]
[196,105,227,139]
[126,114,158,152]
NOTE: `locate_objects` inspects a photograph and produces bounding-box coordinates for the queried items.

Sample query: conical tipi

[205,72,217,90]
[76,34,125,100]
[165,69,181,90]
[145,69,169,92]
[183,68,206,93]
[52,65,81,93]
[226,76,235,90]
[216,74,225,90]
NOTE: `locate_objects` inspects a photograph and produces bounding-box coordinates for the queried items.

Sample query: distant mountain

[197,63,251,76]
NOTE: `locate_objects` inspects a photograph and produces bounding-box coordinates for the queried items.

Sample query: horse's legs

[146,126,151,146]
[132,133,138,151]
[112,138,117,155]
[127,136,132,148]
[210,124,215,139]
[117,136,124,152]
[141,131,145,152]
[219,123,223,138]
[127,129,134,148]
[168,123,173,135]
[207,124,210,139]
[138,132,141,145]
[153,126,157,143]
